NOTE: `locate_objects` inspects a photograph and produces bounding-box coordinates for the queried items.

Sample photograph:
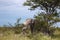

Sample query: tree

[15,18,21,27]
[23,0,60,35]
[14,18,22,34]
[34,12,59,35]
[24,0,60,13]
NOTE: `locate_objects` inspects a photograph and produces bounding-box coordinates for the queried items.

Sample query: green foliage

[34,12,60,36]
[24,0,60,36]
[14,18,21,27]
[24,0,60,12]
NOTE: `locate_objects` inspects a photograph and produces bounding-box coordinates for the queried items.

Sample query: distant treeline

[0,26,60,34]
[0,26,23,34]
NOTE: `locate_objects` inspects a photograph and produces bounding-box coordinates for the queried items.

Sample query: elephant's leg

[30,25,34,34]
[22,26,27,35]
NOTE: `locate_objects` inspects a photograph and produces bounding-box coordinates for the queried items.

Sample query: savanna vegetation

[0,0,60,40]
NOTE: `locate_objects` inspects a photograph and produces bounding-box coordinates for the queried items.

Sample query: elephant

[22,18,35,34]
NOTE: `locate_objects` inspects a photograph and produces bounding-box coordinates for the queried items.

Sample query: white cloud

[0,0,26,7]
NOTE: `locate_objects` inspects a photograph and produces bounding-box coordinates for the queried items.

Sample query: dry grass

[0,33,57,40]
[0,30,60,40]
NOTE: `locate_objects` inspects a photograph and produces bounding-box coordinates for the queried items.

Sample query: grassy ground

[0,33,51,40]
[0,29,60,40]
[0,32,60,40]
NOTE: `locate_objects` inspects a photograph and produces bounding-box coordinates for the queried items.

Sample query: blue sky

[0,0,60,27]
[0,0,39,26]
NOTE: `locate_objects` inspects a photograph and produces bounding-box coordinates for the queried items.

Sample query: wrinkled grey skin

[22,18,35,34]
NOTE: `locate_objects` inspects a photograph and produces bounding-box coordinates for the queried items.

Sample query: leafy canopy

[23,0,60,35]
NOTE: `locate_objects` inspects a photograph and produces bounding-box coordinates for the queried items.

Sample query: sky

[0,0,37,26]
[0,0,60,27]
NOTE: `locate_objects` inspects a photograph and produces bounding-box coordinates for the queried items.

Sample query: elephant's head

[23,18,33,26]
